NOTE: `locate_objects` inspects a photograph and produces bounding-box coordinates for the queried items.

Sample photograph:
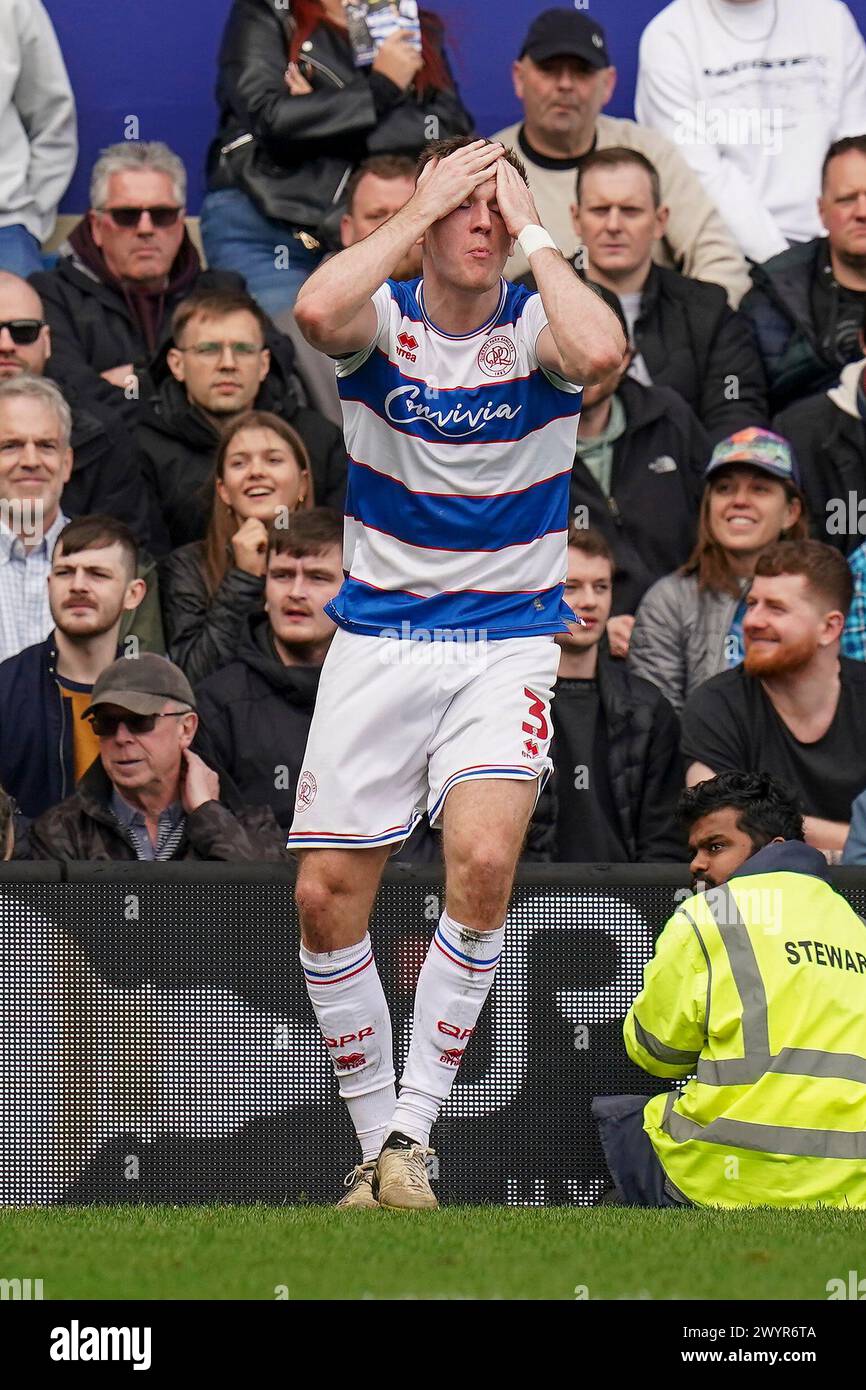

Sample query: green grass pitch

[3,1206,865,1300]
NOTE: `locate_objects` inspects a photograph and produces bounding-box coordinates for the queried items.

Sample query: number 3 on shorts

[522,686,549,741]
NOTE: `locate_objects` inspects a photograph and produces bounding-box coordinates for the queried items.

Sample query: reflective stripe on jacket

[624,840,866,1207]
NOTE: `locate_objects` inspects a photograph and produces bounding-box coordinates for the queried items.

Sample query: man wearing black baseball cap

[491,8,749,305]
[22,652,287,860]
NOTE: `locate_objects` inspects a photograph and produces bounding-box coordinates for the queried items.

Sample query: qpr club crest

[477,334,517,378]
[295,770,318,812]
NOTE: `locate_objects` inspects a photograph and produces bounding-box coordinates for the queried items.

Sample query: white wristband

[517,224,558,260]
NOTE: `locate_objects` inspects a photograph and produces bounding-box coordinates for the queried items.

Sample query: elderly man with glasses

[22,652,289,861]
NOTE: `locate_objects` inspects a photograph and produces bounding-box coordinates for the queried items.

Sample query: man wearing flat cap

[22,652,287,860]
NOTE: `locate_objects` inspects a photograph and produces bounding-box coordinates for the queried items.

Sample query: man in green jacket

[594,770,866,1208]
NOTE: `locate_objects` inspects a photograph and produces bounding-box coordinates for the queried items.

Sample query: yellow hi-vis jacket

[624,841,866,1208]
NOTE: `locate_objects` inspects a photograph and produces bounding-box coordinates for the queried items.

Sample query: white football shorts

[287,629,560,851]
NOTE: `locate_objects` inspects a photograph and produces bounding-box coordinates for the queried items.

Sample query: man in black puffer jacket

[531,526,686,863]
[568,290,709,620]
[739,139,866,415]
[192,509,439,863]
[520,148,768,445]
[138,286,348,554]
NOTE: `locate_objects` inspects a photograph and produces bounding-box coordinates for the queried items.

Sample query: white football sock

[301,933,396,1162]
[385,911,505,1148]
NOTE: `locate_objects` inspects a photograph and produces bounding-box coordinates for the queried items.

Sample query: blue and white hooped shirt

[328,276,584,640]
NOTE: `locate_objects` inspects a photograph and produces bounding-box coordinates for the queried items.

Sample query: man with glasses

[0,270,150,539]
[138,288,346,553]
[29,143,255,429]
[22,651,289,861]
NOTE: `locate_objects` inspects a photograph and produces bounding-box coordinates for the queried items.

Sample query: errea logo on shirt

[396,332,418,363]
[648,455,678,474]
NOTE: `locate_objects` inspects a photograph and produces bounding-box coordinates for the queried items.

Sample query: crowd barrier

[3,862,866,1207]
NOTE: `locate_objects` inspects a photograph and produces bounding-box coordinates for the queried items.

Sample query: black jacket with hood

[772,359,866,557]
[192,610,441,862]
[740,238,864,415]
[30,221,248,429]
[569,376,710,616]
[532,643,686,863]
[138,339,348,555]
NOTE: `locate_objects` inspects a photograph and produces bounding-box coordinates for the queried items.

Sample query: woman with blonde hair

[160,410,313,682]
[628,429,808,713]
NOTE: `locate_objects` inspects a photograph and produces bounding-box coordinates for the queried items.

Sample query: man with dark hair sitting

[193,509,439,862]
[23,652,287,860]
[568,283,709,649]
[567,148,767,445]
[0,515,145,818]
[594,770,866,1209]
[682,539,866,856]
[138,287,347,553]
[535,524,684,862]
[192,508,344,829]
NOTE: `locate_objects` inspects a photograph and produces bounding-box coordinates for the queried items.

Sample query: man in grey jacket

[0,0,77,277]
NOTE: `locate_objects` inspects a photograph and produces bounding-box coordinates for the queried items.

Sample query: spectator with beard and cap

[490,8,749,304]
[276,155,420,427]
[0,270,150,539]
[568,284,709,658]
[562,149,767,445]
[740,137,866,414]
[28,142,263,429]
[0,0,76,277]
[138,287,347,555]
[193,508,441,863]
[0,374,163,661]
[772,305,866,556]
[22,652,288,861]
[0,515,145,818]
[682,539,866,857]
[531,525,684,864]
[594,773,866,1210]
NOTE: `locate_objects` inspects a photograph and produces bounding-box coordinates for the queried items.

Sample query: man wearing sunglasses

[0,270,150,541]
[22,651,288,862]
[30,142,255,431]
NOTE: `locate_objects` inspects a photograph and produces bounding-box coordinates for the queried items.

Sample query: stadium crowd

[2,0,866,869]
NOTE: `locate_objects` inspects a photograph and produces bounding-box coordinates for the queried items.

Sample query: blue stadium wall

[46,0,866,217]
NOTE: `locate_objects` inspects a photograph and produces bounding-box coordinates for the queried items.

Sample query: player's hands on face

[372,30,424,90]
[230,516,270,577]
[284,61,314,96]
[180,748,220,814]
[412,140,506,227]
[494,157,543,239]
